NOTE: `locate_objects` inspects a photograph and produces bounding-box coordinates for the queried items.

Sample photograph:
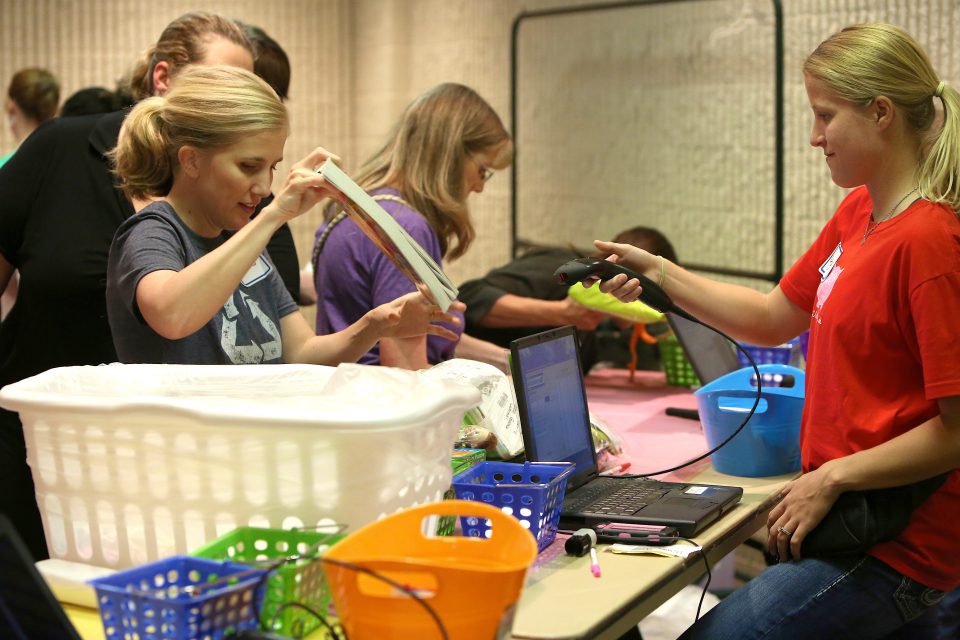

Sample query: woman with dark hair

[1,67,59,168]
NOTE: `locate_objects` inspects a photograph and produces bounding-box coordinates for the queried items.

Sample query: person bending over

[312,83,512,369]
[459,226,677,370]
[106,66,461,365]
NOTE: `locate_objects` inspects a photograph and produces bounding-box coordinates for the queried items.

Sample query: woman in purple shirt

[313,83,513,369]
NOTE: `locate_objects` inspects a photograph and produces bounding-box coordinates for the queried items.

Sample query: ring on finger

[777,526,793,537]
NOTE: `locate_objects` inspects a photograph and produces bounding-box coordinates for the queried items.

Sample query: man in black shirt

[458,226,677,371]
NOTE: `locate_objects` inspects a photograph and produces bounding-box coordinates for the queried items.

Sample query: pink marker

[598,462,633,477]
[590,547,601,578]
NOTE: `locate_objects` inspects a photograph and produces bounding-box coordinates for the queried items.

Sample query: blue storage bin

[694,364,804,477]
[89,556,267,640]
[736,340,798,367]
[452,461,574,551]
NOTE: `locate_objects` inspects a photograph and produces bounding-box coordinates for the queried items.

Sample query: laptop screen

[511,326,596,488]
[665,312,741,385]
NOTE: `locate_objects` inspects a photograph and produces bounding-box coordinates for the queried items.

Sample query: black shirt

[458,246,580,348]
[457,246,662,372]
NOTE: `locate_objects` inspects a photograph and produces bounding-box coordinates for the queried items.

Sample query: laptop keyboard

[568,480,670,516]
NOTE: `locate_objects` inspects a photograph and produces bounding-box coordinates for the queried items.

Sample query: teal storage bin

[694,364,804,477]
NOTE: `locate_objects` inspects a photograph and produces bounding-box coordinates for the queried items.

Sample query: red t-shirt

[780,186,960,591]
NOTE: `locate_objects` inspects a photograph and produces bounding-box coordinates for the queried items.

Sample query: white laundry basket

[0,363,479,569]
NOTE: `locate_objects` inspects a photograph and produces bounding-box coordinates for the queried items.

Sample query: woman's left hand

[372,292,466,340]
[766,465,842,562]
[271,147,344,222]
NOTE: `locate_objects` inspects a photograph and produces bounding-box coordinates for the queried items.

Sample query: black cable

[267,601,342,639]
[590,533,713,624]
[610,535,712,622]
[612,315,762,478]
[676,536,712,622]
[224,531,449,640]
[318,556,450,640]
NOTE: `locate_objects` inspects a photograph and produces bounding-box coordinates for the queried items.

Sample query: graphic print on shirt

[812,262,844,326]
[219,291,282,363]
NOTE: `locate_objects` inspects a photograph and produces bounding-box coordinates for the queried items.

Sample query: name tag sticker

[685,486,708,495]
[818,242,843,281]
[240,256,272,287]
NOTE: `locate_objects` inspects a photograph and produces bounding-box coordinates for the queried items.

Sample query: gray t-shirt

[106,201,298,364]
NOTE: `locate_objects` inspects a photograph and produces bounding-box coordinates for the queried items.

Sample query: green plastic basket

[190,526,345,638]
[438,448,487,536]
[658,334,701,387]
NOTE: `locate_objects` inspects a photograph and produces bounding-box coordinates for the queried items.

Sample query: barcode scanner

[553,257,695,322]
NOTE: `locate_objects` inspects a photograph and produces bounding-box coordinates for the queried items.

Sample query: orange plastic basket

[323,500,537,640]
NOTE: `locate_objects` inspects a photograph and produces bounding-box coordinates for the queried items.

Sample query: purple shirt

[313,188,464,365]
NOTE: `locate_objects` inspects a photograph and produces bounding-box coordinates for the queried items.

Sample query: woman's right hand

[592,239,659,304]
[270,147,344,223]
[369,292,466,340]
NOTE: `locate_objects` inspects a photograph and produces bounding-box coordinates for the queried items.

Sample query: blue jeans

[678,555,945,640]
[938,588,960,639]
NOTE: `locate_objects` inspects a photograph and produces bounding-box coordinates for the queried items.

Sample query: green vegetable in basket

[567,282,664,324]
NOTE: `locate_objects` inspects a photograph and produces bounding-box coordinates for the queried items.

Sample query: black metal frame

[510,0,785,281]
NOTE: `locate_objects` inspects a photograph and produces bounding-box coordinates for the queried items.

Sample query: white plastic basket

[0,363,479,569]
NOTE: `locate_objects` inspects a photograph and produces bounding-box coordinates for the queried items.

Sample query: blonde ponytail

[111,66,287,201]
[805,24,960,215]
[919,82,960,213]
[111,97,172,200]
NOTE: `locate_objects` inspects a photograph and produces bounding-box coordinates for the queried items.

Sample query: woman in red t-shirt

[596,23,960,640]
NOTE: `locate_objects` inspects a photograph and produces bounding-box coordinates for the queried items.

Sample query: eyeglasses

[470,153,495,183]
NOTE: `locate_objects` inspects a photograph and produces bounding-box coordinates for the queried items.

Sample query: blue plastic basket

[736,340,797,367]
[694,364,805,477]
[89,556,268,640]
[452,461,574,551]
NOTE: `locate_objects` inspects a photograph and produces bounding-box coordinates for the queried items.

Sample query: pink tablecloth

[584,368,710,482]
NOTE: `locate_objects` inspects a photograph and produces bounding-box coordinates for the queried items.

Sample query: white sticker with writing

[818,242,843,281]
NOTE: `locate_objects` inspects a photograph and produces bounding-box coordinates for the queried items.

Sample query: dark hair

[610,226,679,263]
[7,67,60,123]
[239,22,290,101]
[59,86,123,117]
[127,12,252,101]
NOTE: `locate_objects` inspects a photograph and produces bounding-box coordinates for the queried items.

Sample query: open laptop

[510,326,743,537]
[0,515,83,640]
[665,312,741,385]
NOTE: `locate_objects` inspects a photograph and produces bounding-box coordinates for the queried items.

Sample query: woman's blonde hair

[127,12,252,101]
[804,23,960,213]
[350,83,513,260]
[112,65,287,200]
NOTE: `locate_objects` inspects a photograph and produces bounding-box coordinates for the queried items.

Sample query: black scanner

[553,257,688,319]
